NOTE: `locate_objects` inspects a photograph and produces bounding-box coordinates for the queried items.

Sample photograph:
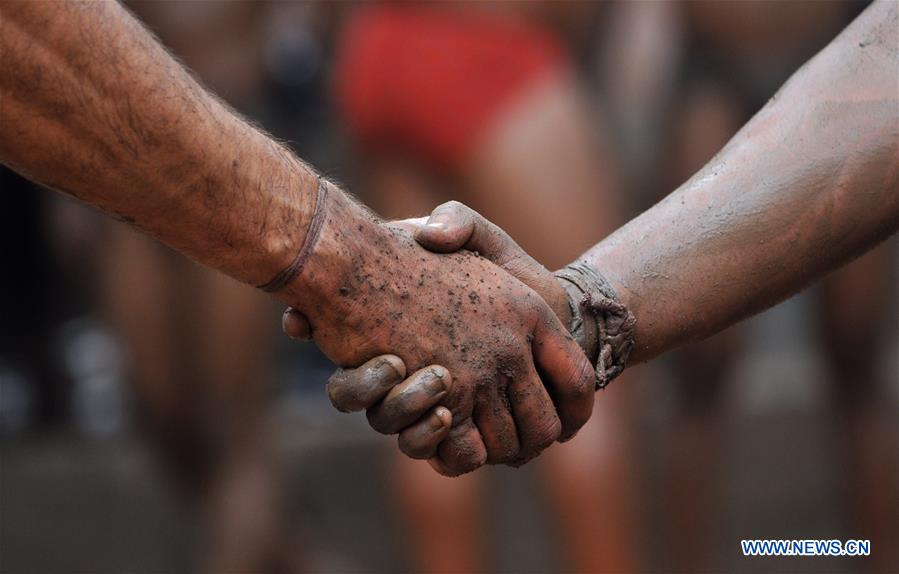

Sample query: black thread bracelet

[258,176,328,293]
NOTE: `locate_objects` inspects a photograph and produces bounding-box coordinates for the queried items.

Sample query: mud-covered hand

[281,319,457,460]
[403,202,639,384]
[287,200,636,466]
[278,191,594,475]
[406,201,573,328]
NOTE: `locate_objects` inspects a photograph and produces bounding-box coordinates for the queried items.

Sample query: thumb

[389,216,429,235]
[413,201,478,253]
[282,307,313,340]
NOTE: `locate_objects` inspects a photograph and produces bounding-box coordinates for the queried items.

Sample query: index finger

[327,355,407,412]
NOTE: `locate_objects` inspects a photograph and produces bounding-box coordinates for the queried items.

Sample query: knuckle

[325,373,353,412]
[398,435,432,460]
[452,455,485,476]
[365,407,397,435]
[387,392,413,414]
[564,412,590,437]
[375,355,406,380]
[563,358,595,400]
[443,200,466,212]
[488,444,520,466]
[532,416,562,451]
[513,294,542,321]
[325,381,340,406]
[327,368,348,388]
[439,442,486,476]
[430,457,460,478]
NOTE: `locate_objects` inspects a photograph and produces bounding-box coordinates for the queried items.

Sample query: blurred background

[1,1,896,573]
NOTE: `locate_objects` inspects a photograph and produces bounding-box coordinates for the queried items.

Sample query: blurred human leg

[392,456,485,573]
[539,373,636,573]
[100,228,204,483]
[100,226,293,573]
[192,268,297,573]
[659,332,735,573]
[459,75,619,266]
[818,242,898,574]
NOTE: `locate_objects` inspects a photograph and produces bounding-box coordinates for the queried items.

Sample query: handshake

[277,194,635,477]
[3,0,892,484]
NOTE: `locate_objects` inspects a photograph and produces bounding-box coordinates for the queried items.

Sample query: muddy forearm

[578,0,898,363]
[0,0,316,286]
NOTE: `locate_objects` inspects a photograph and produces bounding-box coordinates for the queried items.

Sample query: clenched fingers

[433,419,488,476]
[398,406,453,459]
[327,355,406,412]
[367,366,452,434]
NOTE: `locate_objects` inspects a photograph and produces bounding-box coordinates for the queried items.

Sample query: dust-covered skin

[287,203,598,460]
[298,0,898,458]
[409,206,573,330]
[588,0,899,363]
[6,0,895,475]
[0,1,316,286]
[418,0,898,368]
[0,1,595,475]
[282,312,456,458]
[280,188,595,475]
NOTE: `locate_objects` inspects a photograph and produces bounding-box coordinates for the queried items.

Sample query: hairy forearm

[0,0,316,286]
[579,0,898,363]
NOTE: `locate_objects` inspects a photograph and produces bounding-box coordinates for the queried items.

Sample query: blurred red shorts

[334,4,568,170]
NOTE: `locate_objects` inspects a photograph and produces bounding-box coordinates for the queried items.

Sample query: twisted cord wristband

[554,263,636,389]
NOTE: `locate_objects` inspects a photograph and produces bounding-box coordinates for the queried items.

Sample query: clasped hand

[284,199,593,476]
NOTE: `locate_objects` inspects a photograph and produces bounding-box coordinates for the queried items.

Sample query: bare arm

[401,0,897,379]
[581,0,898,362]
[0,0,321,286]
[0,0,596,475]
[317,0,896,463]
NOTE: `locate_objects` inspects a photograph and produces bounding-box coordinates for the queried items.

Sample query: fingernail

[428,410,448,431]
[424,368,448,396]
[424,377,446,398]
[426,221,446,229]
[376,357,404,380]
[281,309,304,339]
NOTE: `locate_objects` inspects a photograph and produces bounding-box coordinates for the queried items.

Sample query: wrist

[556,276,600,364]
[273,182,387,316]
[249,142,319,279]
[257,174,328,293]
[554,262,636,389]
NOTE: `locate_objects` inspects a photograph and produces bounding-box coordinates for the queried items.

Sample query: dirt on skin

[280,186,593,474]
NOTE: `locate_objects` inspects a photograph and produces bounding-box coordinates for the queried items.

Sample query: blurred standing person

[602,1,896,571]
[333,3,636,572]
[103,3,297,571]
